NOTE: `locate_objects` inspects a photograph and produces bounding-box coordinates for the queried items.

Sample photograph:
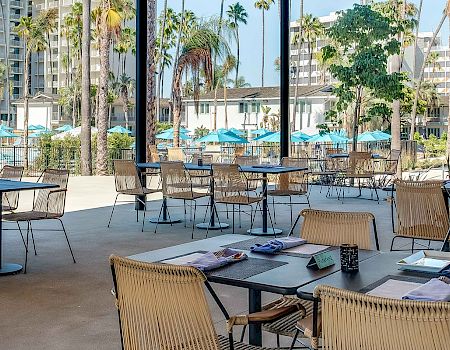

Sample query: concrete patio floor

[0,175,438,349]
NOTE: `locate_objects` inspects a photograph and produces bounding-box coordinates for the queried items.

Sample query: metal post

[280,0,290,158]
[135,0,147,210]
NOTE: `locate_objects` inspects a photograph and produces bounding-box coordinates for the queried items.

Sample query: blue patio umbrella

[292,131,312,140]
[251,128,270,135]
[156,129,191,141]
[254,131,307,143]
[108,125,132,134]
[55,124,73,132]
[357,132,379,142]
[372,130,391,140]
[306,133,348,143]
[0,129,18,138]
[0,124,13,131]
[160,127,191,134]
[228,128,245,136]
[28,130,52,138]
[196,131,248,144]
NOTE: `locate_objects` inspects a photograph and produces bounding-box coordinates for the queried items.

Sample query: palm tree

[292,0,304,131]
[114,27,136,77]
[232,76,251,88]
[301,14,323,86]
[117,73,134,129]
[426,52,441,81]
[146,0,157,159]
[254,0,274,87]
[227,3,248,86]
[172,24,229,146]
[156,0,168,126]
[0,1,10,126]
[95,0,123,175]
[38,8,58,82]
[221,55,236,128]
[81,0,92,176]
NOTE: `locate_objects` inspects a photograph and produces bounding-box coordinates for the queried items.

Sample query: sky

[157,0,449,95]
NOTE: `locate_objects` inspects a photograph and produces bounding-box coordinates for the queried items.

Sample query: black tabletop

[129,235,379,295]
[136,162,307,175]
[297,251,431,298]
[0,179,58,193]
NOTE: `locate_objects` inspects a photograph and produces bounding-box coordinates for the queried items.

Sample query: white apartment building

[0,0,28,124]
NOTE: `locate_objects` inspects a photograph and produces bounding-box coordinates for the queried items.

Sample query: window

[239,102,249,114]
[200,103,210,114]
[251,102,260,113]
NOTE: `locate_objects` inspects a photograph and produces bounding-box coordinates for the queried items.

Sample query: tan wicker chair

[167,147,185,161]
[3,169,75,273]
[108,160,160,231]
[110,255,302,350]
[189,154,213,189]
[374,148,400,188]
[250,209,379,349]
[213,164,273,234]
[268,157,310,226]
[157,161,212,238]
[304,285,450,350]
[234,156,262,191]
[392,180,450,252]
[146,144,161,179]
[1,165,24,211]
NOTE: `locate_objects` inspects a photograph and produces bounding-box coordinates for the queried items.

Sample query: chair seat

[167,191,210,200]
[262,296,314,338]
[268,189,308,196]
[2,205,16,212]
[4,211,61,221]
[119,187,160,196]
[216,195,262,205]
[343,173,374,179]
[296,313,322,340]
[218,334,274,350]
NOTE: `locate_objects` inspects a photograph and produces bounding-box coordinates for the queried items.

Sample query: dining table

[0,179,58,275]
[129,234,379,346]
[136,162,308,235]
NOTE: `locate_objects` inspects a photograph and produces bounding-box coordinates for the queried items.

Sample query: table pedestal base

[0,263,22,275]
[196,222,229,230]
[247,228,282,236]
[148,217,181,224]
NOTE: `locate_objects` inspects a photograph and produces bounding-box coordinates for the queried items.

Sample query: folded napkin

[251,237,306,254]
[402,278,450,302]
[187,248,247,271]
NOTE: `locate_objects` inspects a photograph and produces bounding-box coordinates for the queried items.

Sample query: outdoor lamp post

[280,0,290,158]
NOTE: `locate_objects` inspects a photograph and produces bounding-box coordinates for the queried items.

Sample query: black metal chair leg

[240,325,247,342]
[108,194,119,228]
[154,202,164,234]
[17,221,27,251]
[289,329,300,350]
[141,203,146,232]
[29,221,37,255]
[191,201,197,239]
[24,221,30,274]
[272,196,277,224]
[58,219,76,263]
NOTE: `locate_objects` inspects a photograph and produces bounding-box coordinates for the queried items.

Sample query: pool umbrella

[372,130,391,140]
[156,130,191,140]
[28,125,41,131]
[292,131,312,140]
[0,125,13,131]
[55,124,74,132]
[251,128,270,135]
[306,133,348,143]
[357,132,379,142]
[254,131,307,143]
[108,125,132,134]
[52,126,98,139]
[228,128,245,136]
[29,130,52,138]
[0,130,18,138]
[160,127,191,134]
[196,131,248,144]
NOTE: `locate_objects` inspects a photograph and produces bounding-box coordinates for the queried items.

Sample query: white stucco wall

[16,105,53,130]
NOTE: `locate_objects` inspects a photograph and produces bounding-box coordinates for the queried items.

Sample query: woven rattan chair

[157,161,212,238]
[301,285,450,350]
[374,148,400,188]
[146,144,161,180]
[167,147,185,161]
[108,160,160,231]
[1,165,24,211]
[248,209,379,349]
[234,156,262,191]
[189,154,213,189]
[392,180,450,252]
[268,157,310,226]
[110,255,303,350]
[3,169,75,273]
[213,163,274,234]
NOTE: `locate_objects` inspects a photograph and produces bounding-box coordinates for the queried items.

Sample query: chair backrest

[314,285,450,350]
[113,160,144,194]
[212,164,247,200]
[234,155,259,166]
[348,151,373,175]
[299,209,378,250]
[395,180,449,241]
[278,157,309,191]
[34,168,69,216]
[147,144,160,162]
[110,255,220,350]
[325,148,342,155]
[167,147,184,161]
[160,161,191,196]
[192,153,213,164]
[1,165,24,210]
[234,146,246,157]
[390,149,401,161]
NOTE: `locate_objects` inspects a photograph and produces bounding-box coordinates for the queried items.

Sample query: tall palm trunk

[409,0,422,139]
[261,11,265,87]
[213,87,218,130]
[156,0,168,123]
[307,40,312,85]
[292,0,303,131]
[224,83,228,128]
[0,1,10,126]
[123,90,129,129]
[80,0,92,175]
[146,0,157,160]
[235,27,240,85]
[23,48,31,172]
[172,63,184,147]
[96,18,111,175]
[412,9,447,145]
[172,0,185,114]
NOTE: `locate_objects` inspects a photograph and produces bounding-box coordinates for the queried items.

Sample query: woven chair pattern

[192,154,213,164]
[299,209,374,250]
[395,180,449,241]
[273,158,308,195]
[1,165,23,211]
[110,256,221,350]
[114,160,149,196]
[147,144,160,162]
[167,147,184,161]
[345,151,373,178]
[314,285,450,350]
[160,161,204,199]
[234,156,259,166]
[33,169,69,216]
[190,154,213,188]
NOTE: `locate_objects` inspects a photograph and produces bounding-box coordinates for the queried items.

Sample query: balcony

[12,80,23,88]
[48,1,59,8]
[11,66,23,74]
[9,53,23,61]
[50,41,58,49]
[10,1,23,8]
[10,40,22,48]
[10,13,21,21]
